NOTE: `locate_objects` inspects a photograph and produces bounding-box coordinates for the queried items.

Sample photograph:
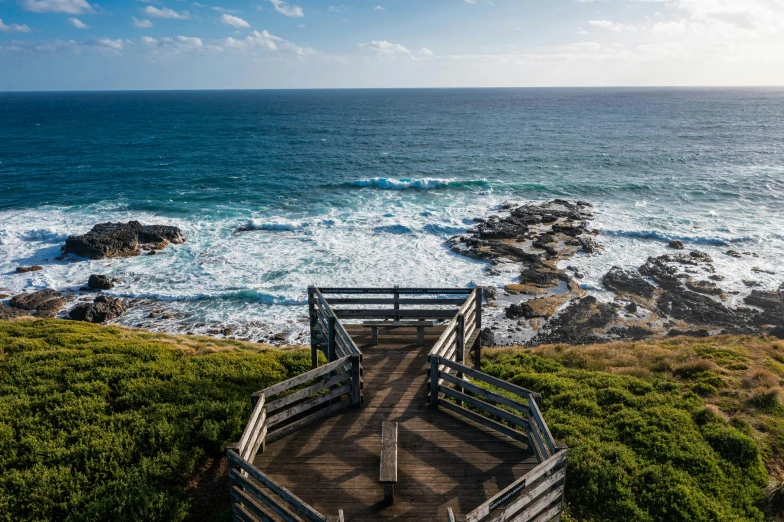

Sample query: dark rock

[752,267,776,275]
[726,250,743,258]
[602,267,655,298]
[667,328,710,338]
[769,326,784,339]
[0,303,30,320]
[689,250,713,263]
[519,266,562,288]
[743,280,762,288]
[625,302,638,313]
[669,240,684,249]
[657,288,741,326]
[481,286,498,301]
[639,256,686,289]
[685,280,724,296]
[16,265,43,273]
[744,290,784,310]
[148,250,157,255]
[578,236,600,254]
[88,274,115,290]
[69,295,126,323]
[64,221,185,259]
[505,303,527,319]
[10,289,66,318]
[529,296,617,345]
[709,275,725,281]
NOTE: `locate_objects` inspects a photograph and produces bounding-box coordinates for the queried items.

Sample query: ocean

[1,88,782,342]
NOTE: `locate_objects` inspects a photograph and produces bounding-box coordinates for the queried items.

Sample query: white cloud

[360,40,434,60]
[95,37,123,51]
[419,47,434,57]
[221,14,250,28]
[588,20,630,31]
[142,35,204,52]
[374,5,385,11]
[0,19,32,33]
[328,4,348,12]
[132,17,153,28]
[144,6,191,20]
[22,0,93,14]
[68,17,89,29]
[269,0,304,17]
[215,29,314,55]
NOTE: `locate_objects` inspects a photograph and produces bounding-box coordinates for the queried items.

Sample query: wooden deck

[254,325,539,521]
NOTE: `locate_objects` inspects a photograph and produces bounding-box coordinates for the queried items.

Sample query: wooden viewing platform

[227,288,567,522]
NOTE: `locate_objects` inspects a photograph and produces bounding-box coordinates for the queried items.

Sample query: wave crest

[602,228,755,246]
[350,177,487,190]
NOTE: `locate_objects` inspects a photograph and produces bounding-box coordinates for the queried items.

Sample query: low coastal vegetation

[2,319,784,521]
[0,319,311,522]
[483,335,784,521]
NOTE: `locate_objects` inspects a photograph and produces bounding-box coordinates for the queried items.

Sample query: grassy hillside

[483,335,784,522]
[2,320,783,521]
[0,319,312,522]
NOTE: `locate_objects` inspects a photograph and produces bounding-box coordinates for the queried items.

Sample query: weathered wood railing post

[308,286,318,369]
[393,284,400,323]
[328,316,336,363]
[350,354,362,406]
[456,313,465,407]
[430,357,439,409]
[474,288,482,369]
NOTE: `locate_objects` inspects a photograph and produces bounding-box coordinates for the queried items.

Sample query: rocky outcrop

[88,274,119,290]
[531,296,618,345]
[69,295,126,323]
[9,289,66,318]
[63,221,185,259]
[744,290,784,310]
[602,267,655,298]
[0,303,30,320]
[685,280,724,296]
[639,256,686,289]
[669,240,684,249]
[657,289,741,326]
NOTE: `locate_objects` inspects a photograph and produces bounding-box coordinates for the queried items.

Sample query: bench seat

[380,421,398,504]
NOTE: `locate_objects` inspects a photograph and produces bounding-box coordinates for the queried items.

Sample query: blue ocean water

[1,88,782,341]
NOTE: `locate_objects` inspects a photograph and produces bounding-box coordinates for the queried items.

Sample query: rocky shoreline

[2,207,783,346]
[448,199,784,345]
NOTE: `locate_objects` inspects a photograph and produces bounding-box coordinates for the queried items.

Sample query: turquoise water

[1,88,782,340]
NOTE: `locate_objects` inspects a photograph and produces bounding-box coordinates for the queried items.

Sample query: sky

[1,0,783,90]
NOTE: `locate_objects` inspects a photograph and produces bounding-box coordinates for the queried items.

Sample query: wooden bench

[363,320,436,346]
[380,421,398,504]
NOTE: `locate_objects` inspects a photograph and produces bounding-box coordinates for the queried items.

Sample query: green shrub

[0,320,310,522]
[701,423,760,468]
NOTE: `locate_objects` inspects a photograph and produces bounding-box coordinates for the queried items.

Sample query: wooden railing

[230,355,361,522]
[429,356,566,521]
[427,287,482,369]
[309,287,363,367]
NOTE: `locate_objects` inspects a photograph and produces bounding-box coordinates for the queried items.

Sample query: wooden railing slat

[317,287,474,295]
[503,485,564,522]
[325,298,467,305]
[238,395,265,458]
[334,309,457,319]
[266,372,351,413]
[439,358,538,401]
[254,357,351,399]
[232,501,266,522]
[231,480,303,522]
[440,373,529,415]
[228,449,327,522]
[488,469,565,522]
[268,384,352,428]
[440,386,529,430]
[528,502,562,522]
[439,400,528,445]
[266,398,353,444]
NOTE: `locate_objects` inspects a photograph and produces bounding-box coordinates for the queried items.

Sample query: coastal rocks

[69,295,126,323]
[669,240,684,249]
[9,289,66,318]
[531,296,618,345]
[16,265,43,273]
[505,295,568,320]
[0,303,30,320]
[63,221,185,259]
[685,280,724,296]
[657,289,741,326]
[639,256,685,289]
[602,267,655,298]
[744,290,784,310]
[88,274,118,290]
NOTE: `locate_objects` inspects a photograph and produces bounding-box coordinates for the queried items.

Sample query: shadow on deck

[254,327,538,521]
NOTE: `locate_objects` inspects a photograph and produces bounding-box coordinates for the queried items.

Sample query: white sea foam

[242,219,310,232]
[601,228,756,246]
[352,177,460,190]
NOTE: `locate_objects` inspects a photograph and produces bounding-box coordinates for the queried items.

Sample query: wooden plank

[529,502,562,522]
[439,400,528,445]
[447,507,457,522]
[326,298,466,305]
[466,451,568,522]
[241,408,267,461]
[528,399,557,456]
[325,511,344,522]
[380,422,398,484]
[231,479,304,522]
[238,394,265,458]
[440,386,530,431]
[439,359,537,401]
[350,355,361,405]
[266,398,353,444]
[440,373,529,415]
[247,420,268,461]
[334,309,457,319]
[317,287,473,295]
[527,423,550,463]
[430,357,439,409]
[228,449,327,522]
[254,357,351,400]
[266,372,351,413]
[428,319,457,359]
[232,502,266,522]
[488,469,566,522]
[361,320,437,327]
[507,485,563,522]
[267,384,352,428]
